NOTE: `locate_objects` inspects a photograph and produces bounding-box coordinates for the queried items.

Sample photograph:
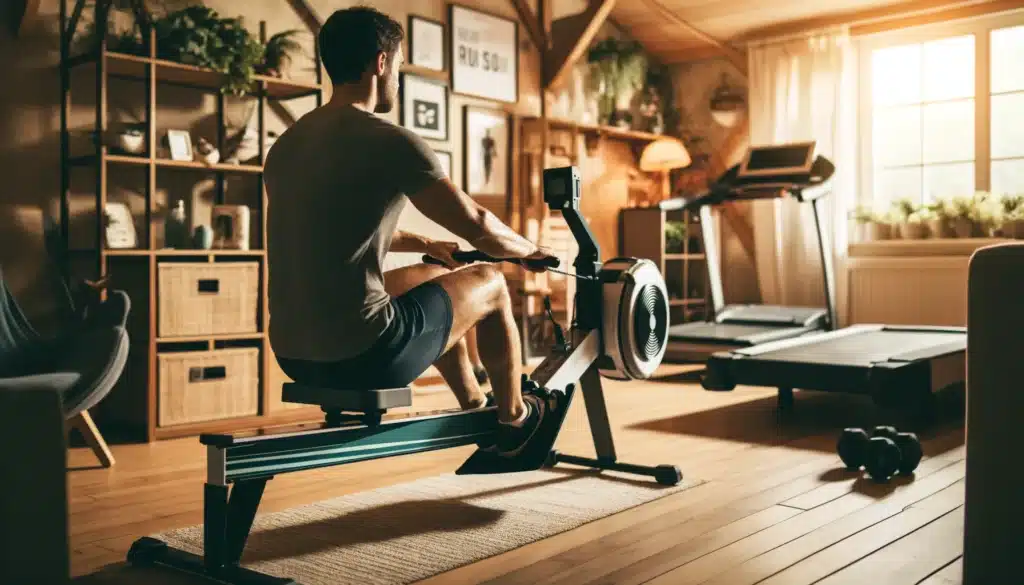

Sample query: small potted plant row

[851,192,1024,241]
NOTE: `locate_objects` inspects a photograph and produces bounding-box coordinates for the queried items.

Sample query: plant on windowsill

[924,199,954,238]
[946,194,978,238]
[998,194,1024,238]
[890,198,928,240]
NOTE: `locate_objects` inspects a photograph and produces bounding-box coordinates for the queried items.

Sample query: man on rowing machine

[265,7,557,458]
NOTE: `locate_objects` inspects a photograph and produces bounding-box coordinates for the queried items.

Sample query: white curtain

[747,28,858,325]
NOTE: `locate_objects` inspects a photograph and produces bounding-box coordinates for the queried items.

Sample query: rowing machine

[125,166,681,585]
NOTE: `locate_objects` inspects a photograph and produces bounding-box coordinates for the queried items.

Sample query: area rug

[151,468,702,585]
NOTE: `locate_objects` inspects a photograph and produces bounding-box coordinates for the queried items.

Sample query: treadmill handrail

[728,324,885,357]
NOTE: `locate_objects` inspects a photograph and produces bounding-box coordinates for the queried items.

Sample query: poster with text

[450,5,518,103]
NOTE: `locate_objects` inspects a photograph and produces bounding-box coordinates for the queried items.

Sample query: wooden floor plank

[817,507,964,585]
[917,557,963,585]
[756,479,966,585]
[702,456,966,585]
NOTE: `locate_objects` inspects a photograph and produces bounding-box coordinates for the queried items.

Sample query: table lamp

[639,137,691,206]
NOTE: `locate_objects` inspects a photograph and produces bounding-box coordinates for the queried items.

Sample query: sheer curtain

[747,28,858,325]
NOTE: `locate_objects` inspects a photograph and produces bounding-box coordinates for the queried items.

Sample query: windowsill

[848,237,1016,258]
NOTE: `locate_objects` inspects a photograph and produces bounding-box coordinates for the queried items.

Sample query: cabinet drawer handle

[197,279,220,294]
[188,365,227,382]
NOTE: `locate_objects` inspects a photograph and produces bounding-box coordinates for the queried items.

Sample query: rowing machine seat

[282,383,412,411]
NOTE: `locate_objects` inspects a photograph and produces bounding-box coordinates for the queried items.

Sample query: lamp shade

[639,137,691,172]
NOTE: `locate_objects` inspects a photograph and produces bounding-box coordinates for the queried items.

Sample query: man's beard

[375,74,397,113]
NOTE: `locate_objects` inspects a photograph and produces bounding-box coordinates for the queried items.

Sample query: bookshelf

[58,3,326,441]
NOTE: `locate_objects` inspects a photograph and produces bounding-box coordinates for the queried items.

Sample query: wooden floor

[71,364,967,585]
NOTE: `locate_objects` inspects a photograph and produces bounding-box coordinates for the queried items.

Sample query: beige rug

[152,468,701,585]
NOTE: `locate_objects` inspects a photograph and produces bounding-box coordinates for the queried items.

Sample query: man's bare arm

[407,178,538,259]
[389,230,430,253]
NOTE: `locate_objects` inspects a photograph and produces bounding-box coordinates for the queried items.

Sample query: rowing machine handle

[422,250,560,271]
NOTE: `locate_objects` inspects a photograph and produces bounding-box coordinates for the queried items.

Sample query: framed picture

[409,15,445,71]
[449,4,518,104]
[400,73,449,141]
[212,205,251,250]
[166,129,193,161]
[103,202,137,249]
[434,149,453,180]
[463,105,509,199]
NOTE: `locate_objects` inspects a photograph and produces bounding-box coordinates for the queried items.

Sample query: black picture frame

[448,3,519,104]
[399,72,450,142]
[408,14,446,72]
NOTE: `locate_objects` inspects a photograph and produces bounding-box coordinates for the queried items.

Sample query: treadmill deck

[729,326,965,366]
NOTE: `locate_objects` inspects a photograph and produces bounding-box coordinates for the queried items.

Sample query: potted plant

[587,37,648,128]
[664,221,687,253]
[998,194,1024,238]
[946,194,976,238]
[924,198,954,238]
[890,198,923,239]
[258,29,303,78]
[153,6,265,96]
[849,204,875,242]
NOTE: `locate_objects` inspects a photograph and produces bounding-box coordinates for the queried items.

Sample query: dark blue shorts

[277,281,454,389]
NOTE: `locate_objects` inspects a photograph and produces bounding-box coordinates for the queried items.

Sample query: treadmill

[663,141,838,362]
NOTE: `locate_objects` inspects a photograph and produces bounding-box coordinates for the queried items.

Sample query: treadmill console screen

[738,142,816,178]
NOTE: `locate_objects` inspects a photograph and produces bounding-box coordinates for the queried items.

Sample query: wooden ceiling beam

[285,0,323,31]
[636,0,747,76]
[544,0,617,90]
[510,0,547,49]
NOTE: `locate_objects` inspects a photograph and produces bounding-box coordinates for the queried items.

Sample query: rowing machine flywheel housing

[598,258,670,380]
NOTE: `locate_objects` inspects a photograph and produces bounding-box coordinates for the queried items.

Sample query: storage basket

[157,348,259,426]
[158,262,259,337]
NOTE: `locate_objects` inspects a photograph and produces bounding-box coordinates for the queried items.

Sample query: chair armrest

[0,372,81,394]
[53,326,129,418]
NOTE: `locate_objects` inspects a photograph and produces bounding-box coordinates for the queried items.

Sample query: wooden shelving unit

[57,2,326,441]
[621,207,709,324]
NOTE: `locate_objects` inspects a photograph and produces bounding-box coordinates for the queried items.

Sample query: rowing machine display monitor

[661,141,838,363]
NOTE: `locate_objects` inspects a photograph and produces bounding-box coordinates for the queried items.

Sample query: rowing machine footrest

[281,383,413,413]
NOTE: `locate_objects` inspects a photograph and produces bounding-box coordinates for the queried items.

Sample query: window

[859,11,1024,208]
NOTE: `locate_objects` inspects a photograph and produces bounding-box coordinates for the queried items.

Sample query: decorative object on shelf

[434,150,453,180]
[103,202,137,249]
[640,137,691,206]
[153,5,265,96]
[400,73,449,141]
[449,4,518,104]
[463,105,509,199]
[636,86,664,135]
[196,138,220,165]
[166,129,193,161]
[212,205,251,250]
[409,15,445,72]
[709,73,746,128]
[665,221,687,253]
[115,123,146,155]
[587,37,648,127]
[165,200,190,249]
[192,225,213,250]
[258,29,302,78]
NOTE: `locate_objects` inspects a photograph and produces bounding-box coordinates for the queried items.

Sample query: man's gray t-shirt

[265,105,447,362]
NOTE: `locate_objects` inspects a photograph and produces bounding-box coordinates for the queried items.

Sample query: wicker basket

[157,348,260,426]
[158,262,259,338]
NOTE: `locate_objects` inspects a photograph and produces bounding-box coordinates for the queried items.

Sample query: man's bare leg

[383,263,486,409]
[464,327,488,384]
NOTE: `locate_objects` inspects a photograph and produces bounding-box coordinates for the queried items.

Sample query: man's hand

[424,239,463,269]
[519,248,558,273]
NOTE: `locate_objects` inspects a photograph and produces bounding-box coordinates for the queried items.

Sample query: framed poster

[449,4,518,104]
[400,73,449,141]
[434,149,453,180]
[463,105,509,199]
[409,15,445,71]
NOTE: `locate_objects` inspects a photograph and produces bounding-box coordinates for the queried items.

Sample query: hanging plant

[586,38,648,126]
[153,5,265,96]
[258,29,304,78]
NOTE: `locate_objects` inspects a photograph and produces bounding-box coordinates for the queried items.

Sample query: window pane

[872,43,921,106]
[991,92,1024,159]
[923,99,974,163]
[923,35,975,101]
[875,167,922,207]
[992,25,1024,93]
[992,159,1024,195]
[923,163,975,201]
[874,105,922,167]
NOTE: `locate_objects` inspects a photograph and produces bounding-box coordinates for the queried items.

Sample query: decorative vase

[928,218,953,238]
[1009,218,1024,238]
[164,200,189,249]
[952,217,974,238]
[192,225,213,250]
[868,221,892,241]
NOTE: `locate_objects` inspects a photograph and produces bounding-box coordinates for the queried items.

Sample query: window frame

[857,9,1024,207]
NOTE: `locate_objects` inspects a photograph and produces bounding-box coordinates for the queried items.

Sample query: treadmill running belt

[740,329,964,367]
[669,322,785,340]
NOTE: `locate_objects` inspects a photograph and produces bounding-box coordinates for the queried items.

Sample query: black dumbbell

[836,427,923,482]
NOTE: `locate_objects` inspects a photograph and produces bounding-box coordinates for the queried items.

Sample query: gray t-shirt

[265,105,446,362]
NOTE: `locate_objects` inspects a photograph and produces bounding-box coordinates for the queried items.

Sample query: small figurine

[196,137,220,165]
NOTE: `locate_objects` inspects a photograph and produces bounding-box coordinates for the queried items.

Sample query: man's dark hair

[318,7,405,85]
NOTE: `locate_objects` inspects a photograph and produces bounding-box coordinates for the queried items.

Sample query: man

[265,7,554,457]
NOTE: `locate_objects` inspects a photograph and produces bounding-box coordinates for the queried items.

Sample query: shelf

[156,332,265,343]
[71,153,263,174]
[71,50,323,100]
[664,253,705,260]
[79,249,266,257]
[524,116,666,143]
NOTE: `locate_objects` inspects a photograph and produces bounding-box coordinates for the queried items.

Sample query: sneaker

[494,394,547,458]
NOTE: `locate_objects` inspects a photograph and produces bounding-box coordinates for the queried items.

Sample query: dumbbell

[836,426,923,482]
